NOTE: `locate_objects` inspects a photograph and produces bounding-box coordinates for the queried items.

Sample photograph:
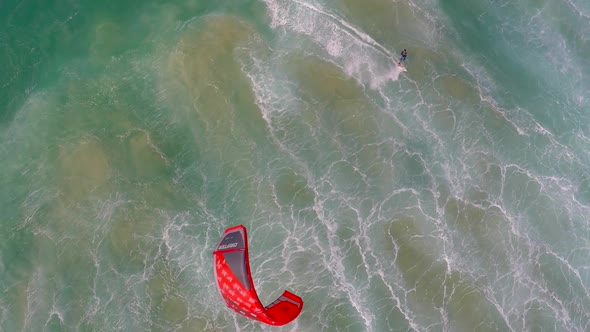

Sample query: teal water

[1,0,589,331]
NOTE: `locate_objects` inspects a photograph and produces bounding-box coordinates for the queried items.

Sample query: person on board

[398,49,407,65]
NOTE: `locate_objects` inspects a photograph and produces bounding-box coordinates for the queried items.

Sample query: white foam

[237,52,295,122]
[312,204,375,330]
[263,0,403,88]
[564,0,590,20]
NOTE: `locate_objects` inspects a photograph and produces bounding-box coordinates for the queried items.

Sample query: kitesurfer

[398,49,407,65]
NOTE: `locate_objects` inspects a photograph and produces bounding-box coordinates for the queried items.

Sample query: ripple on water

[273,168,315,209]
[58,139,110,204]
[387,212,510,330]
[108,207,160,273]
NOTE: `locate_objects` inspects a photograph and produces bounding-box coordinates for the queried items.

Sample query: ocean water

[1,0,589,331]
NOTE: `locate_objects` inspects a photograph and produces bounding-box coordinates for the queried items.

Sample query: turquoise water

[1,0,589,331]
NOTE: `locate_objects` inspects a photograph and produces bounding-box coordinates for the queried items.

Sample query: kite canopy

[213,225,303,326]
